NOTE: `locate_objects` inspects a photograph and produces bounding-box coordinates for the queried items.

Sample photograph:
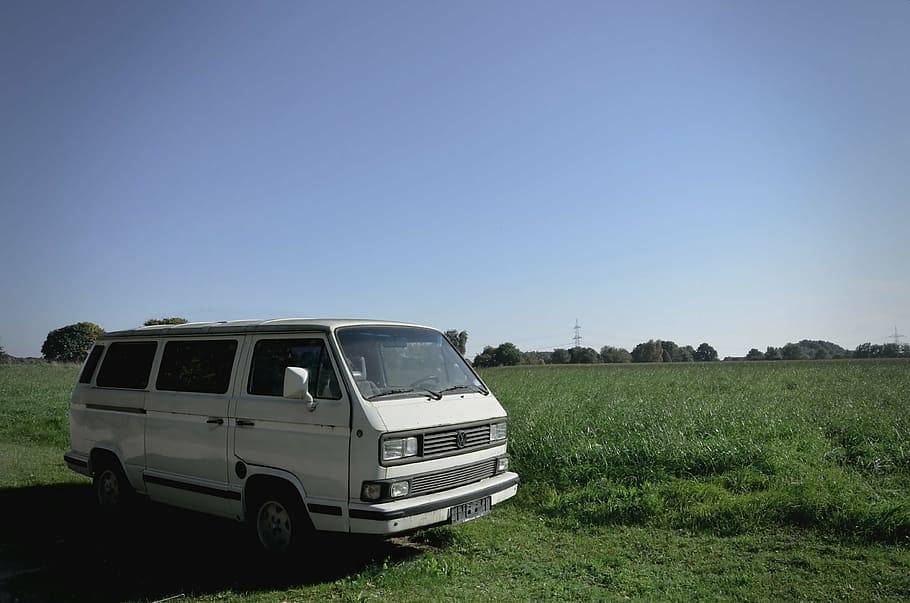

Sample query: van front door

[231,333,350,530]
[144,337,242,517]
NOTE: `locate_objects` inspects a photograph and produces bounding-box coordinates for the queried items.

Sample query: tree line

[3,320,908,366]
[468,337,910,368]
[471,340,720,367]
[740,339,909,361]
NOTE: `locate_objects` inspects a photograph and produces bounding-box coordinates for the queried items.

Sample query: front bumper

[348,471,519,534]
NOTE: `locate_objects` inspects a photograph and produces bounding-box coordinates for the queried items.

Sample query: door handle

[206,417,224,425]
[236,419,255,427]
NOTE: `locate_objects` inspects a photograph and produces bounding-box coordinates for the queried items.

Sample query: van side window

[96,342,158,389]
[248,339,342,400]
[156,340,238,394]
[79,345,105,384]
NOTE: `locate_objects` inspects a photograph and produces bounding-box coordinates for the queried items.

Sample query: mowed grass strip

[0,363,77,449]
[482,360,910,543]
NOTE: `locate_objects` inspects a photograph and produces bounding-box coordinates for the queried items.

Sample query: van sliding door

[144,337,242,518]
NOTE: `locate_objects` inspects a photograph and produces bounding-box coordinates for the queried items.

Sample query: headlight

[490,422,508,441]
[361,482,382,501]
[361,480,411,501]
[382,436,419,461]
[496,457,509,473]
[389,481,410,498]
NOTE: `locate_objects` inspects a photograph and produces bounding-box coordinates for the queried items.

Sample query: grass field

[1,361,909,601]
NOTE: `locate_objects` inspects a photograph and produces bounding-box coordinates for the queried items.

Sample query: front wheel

[250,489,309,554]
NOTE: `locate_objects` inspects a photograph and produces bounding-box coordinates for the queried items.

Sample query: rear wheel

[92,458,132,513]
[249,486,310,554]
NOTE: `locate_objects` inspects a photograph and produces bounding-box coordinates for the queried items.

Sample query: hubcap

[257,500,292,551]
[98,469,120,506]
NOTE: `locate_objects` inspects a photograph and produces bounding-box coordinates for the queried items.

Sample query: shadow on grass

[0,483,429,602]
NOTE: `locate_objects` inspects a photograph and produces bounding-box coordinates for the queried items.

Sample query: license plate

[450,496,491,524]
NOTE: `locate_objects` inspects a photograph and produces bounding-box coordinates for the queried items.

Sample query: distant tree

[144,317,188,326]
[493,342,523,367]
[631,340,663,363]
[522,351,546,365]
[853,343,874,358]
[674,345,695,362]
[745,348,764,361]
[882,343,902,357]
[659,340,678,362]
[41,322,104,362]
[444,330,469,355]
[693,343,718,362]
[472,346,496,368]
[600,346,632,363]
[781,342,807,361]
[550,348,571,364]
[794,339,848,360]
[523,350,552,364]
[655,340,692,362]
[852,342,905,358]
[764,346,782,361]
[569,346,601,364]
[859,343,905,358]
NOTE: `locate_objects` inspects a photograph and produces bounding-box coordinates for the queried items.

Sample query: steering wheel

[409,374,440,389]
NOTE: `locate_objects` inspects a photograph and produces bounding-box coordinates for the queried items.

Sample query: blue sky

[1,0,908,358]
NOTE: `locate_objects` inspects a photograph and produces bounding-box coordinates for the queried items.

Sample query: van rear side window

[156,340,238,394]
[96,342,158,389]
[79,345,105,384]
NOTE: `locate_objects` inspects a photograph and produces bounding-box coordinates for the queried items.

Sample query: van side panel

[235,419,350,529]
[145,393,230,482]
[69,387,147,492]
[69,386,92,457]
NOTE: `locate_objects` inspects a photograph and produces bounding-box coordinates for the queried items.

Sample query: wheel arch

[242,466,309,521]
[89,445,125,476]
[89,446,138,502]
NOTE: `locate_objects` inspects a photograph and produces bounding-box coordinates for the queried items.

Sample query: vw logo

[456,430,468,448]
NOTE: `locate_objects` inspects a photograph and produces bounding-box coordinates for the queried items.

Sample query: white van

[64,319,518,552]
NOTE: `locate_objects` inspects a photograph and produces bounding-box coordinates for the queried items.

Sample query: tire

[92,457,133,514]
[248,485,310,554]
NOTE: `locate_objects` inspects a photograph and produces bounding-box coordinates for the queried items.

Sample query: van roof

[99,318,431,339]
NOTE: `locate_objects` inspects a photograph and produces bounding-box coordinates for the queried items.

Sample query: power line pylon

[886,326,906,346]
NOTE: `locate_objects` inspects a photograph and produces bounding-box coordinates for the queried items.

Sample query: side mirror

[283,367,316,408]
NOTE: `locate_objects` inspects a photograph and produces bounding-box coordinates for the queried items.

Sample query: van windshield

[336,326,486,400]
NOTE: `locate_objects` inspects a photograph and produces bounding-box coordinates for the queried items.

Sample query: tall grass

[2,361,908,543]
[482,361,910,543]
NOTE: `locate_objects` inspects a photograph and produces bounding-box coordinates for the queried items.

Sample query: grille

[422,424,491,456]
[409,459,497,497]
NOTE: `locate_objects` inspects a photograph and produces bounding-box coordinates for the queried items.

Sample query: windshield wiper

[366,388,415,400]
[367,387,443,401]
[436,384,489,396]
[423,388,443,401]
